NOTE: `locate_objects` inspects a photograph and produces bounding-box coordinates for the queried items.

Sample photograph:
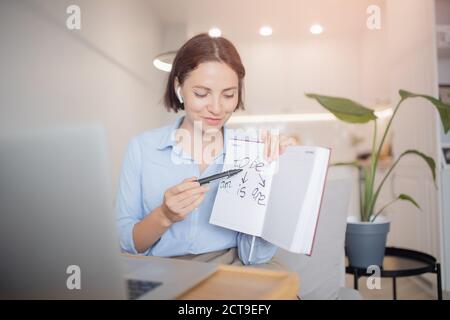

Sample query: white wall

[237,36,364,115]
[210,25,389,116]
[225,31,390,155]
[228,10,391,217]
[0,0,168,190]
[360,14,390,107]
[384,0,441,261]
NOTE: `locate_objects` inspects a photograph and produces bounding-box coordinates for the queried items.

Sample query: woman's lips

[203,117,222,126]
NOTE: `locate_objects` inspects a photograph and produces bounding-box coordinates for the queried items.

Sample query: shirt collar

[157,115,230,159]
[157,115,184,151]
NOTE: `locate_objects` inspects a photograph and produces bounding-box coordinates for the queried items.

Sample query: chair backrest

[274,166,353,299]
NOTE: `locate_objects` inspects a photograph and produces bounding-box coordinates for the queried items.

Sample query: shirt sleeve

[236,232,278,265]
[115,138,151,255]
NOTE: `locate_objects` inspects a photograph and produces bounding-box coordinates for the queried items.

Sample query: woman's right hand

[160,177,209,224]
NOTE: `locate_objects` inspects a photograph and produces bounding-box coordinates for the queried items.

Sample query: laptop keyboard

[127,279,162,300]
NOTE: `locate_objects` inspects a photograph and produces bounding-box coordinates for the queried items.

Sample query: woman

[116,33,297,267]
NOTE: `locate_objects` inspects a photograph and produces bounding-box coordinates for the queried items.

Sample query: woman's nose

[207,96,222,115]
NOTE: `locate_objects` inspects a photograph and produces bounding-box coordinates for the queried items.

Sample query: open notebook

[209,138,331,255]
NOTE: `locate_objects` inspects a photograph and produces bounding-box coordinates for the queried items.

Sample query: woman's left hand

[259,129,298,162]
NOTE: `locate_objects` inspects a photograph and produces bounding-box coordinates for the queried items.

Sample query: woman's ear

[176,87,184,104]
[174,78,183,104]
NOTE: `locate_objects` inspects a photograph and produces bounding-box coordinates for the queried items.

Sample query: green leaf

[371,193,421,222]
[370,149,435,221]
[305,93,377,124]
[399,90,450,133]
[400,149,436,184]
[398,194,421,210]
[330,161,362,169]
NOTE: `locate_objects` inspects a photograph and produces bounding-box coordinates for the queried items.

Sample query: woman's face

[177,61,239,132]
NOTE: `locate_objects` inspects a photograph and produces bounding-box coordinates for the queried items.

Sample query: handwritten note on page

[209,138,276,236]
[209,138,331,254]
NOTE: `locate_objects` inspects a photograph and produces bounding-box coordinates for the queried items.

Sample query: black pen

[197,169,243,185]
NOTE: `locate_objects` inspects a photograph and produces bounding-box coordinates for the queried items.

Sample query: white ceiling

[149,0,385,41]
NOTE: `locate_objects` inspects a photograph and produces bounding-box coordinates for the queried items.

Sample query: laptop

[0,125,217,299]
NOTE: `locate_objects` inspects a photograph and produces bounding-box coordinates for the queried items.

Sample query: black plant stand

[346,247,442,300]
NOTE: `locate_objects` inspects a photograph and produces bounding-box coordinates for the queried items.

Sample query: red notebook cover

[306,147,332,256]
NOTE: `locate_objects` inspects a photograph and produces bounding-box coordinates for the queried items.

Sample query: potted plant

[305,90,450,268]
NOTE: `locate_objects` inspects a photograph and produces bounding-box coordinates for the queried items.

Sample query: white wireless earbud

[176,87,184,104]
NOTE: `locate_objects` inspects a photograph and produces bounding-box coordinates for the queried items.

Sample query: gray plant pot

[345,216,390,269]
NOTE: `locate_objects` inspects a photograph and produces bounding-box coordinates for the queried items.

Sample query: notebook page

[209,139,276,236]
[291,147,330,254]
[262,147,316,250]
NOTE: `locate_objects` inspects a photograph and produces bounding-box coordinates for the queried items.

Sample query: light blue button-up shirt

[116,116,277,265]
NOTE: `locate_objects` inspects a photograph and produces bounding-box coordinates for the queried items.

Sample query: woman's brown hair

[163,33,245,112]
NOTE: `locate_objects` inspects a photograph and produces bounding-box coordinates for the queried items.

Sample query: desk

[177,264,299,300]
[122,254,299,299]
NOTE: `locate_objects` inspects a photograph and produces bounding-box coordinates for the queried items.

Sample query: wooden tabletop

[121,253,299,299]
[177,264,299,300]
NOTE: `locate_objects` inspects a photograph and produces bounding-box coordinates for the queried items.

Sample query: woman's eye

[224,94,235,99]
[194,92,207,98]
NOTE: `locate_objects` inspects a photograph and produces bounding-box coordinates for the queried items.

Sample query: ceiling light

[208,27,222,38]
[152,51,177,72]
[259,26,273,36]
[310,24,323,35]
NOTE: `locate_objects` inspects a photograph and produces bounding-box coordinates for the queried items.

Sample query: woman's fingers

[167,176,198,195]
[175,187,208,208]
[269,133,280,161]
[261,131,299,162]
[259,129,269,161]
[282,137,298,154]
[164,192,204,220]
[180,193,206,215]
[165,175,208,213]
[172,184,208,203]
[261,130,280,162]
[279,135,292,155]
